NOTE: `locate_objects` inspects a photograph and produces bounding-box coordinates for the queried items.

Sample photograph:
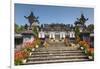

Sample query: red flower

[15,50,29,60]
[88,48,94,54]
[15,51,24,60]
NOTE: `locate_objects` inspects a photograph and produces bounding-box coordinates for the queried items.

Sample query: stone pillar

[38,31,45,39]
[49,32,55,41]
[60,32,65,41]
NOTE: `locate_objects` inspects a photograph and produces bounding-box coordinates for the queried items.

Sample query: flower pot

[88,56,93,59]
[22,59,27,64]
[32,48,35,51]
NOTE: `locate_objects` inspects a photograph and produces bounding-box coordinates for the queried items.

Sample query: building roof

[15,34,23,38]
[21,30,34,35]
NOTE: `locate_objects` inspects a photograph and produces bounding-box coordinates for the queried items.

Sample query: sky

[15,3,94,26]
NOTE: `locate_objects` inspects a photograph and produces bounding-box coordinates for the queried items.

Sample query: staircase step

[35,47,79,51]
[24,58,89,65]
[32,50,83,55]
[39,49,79,51]
[23,41,91,65]
[28,55,88,61]
[34,49,82,52]
[30,52,85,57]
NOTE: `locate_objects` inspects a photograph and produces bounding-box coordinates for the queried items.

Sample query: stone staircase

[23,42,90,65]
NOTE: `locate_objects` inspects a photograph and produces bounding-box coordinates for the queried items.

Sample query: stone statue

[75,13,88,25]
[24,11,39,27]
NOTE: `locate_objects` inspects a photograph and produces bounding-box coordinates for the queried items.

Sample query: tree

[15,23,25,33]
[20,25,24,32]
[32,26,38,37]
[87,24,94,32]
[70,24,73,29]
[24,24,28,30]
[41,24,43,29]
[75,26,80,36]
[15,23,20,33]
